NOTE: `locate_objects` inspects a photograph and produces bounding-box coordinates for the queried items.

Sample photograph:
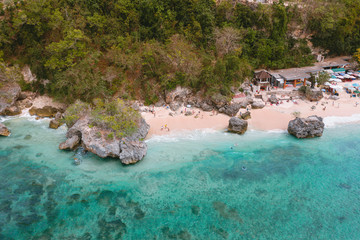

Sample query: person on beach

[161,126,164,131]
[356,102,359,107]
[323,106,326,111]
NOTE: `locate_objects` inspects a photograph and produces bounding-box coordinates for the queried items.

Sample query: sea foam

[324,114,360,128]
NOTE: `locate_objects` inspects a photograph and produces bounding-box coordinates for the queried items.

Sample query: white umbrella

[337,76,344,79]
[324,82,331,86]
[330,85,343,91]
[328,78,342,83]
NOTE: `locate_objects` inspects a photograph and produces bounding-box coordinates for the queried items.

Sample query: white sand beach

[143,81,360,137]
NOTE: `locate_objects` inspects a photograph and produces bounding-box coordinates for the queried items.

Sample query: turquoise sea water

[0,117,360,240]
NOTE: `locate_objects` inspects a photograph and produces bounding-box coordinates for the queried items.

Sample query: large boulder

[306,90,323,102]
[251,99,265,109]
[0,123,10,136]
[59,135,81,150]
[228,117,248,135]
[237,97,253,108]
[60,117,150,164]
[29,96,66,117]
[240,111,251,120]
[165,86,191,104]
[211,93,229,109]
[0,82,21,115]
[3,105,21,116]
[201,102,213,112]
[288,115,324,138]
[219,103,241,117]
[49,119,61,129]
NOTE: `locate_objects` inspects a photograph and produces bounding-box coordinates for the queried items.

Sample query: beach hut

[254,71,272,90]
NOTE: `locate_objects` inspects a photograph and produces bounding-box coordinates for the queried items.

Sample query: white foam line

[0,108,48,123]
[146,128,221,143]
[324,114,360,128]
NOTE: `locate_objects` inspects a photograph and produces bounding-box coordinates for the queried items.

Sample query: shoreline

[142,81,360,137]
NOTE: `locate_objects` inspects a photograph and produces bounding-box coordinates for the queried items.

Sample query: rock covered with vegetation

[0,123,10,136]
[59,99,149,164]
[228,117,248,135]
[288,115,324,139]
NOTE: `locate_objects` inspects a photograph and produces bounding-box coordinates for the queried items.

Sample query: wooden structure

[254,71,272,90]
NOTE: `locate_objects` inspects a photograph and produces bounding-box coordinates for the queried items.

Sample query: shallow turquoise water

[0,118,360,239]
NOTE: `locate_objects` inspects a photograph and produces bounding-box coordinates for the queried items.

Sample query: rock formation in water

[228,117,248,135]
[60,117,149,165]
[0,123,10,136]
[287,115,324,138]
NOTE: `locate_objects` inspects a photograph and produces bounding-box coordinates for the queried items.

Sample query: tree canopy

[0,0,358,104]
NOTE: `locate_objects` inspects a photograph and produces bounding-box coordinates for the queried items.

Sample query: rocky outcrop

[21,65,37,84]
[236,97,253,109]
[201,102,213,112]
[228,117,248,135]
[0,123,10,136]
[211,93,229,109]
[165,86,191,104]
[29,106,60,117]
[49,119,61,129]
[240,111,251,120]
[59,135,81,150]
[170,102,181,111]
[3,105,21,116]
[60,117,150,164]
[251,99,265,109]
[0,82,21,115]
[288,115,324,138]
[219,103,241,117]
[29,96,66,117]
[306,90,323,102]
[119,140,147,164]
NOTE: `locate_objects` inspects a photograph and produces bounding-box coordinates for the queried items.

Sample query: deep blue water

[0,117,360,239]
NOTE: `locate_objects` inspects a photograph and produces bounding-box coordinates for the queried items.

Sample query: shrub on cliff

[90,99,141,138]
[63,101,91,128]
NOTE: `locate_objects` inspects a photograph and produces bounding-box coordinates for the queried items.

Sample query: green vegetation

[90,99,140,138]
[64,99,140,138]
[63,101,91,128]
[317,72,330,86]
[0,0,358,104]
[355,49,360,63]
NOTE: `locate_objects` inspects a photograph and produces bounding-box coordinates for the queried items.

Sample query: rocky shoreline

[59,116,149,165]
[0,78,329,165]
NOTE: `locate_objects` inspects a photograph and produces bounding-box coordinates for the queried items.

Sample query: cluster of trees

[0,0,358,104]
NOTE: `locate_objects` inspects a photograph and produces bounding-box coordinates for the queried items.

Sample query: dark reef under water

[0,118,360,239]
